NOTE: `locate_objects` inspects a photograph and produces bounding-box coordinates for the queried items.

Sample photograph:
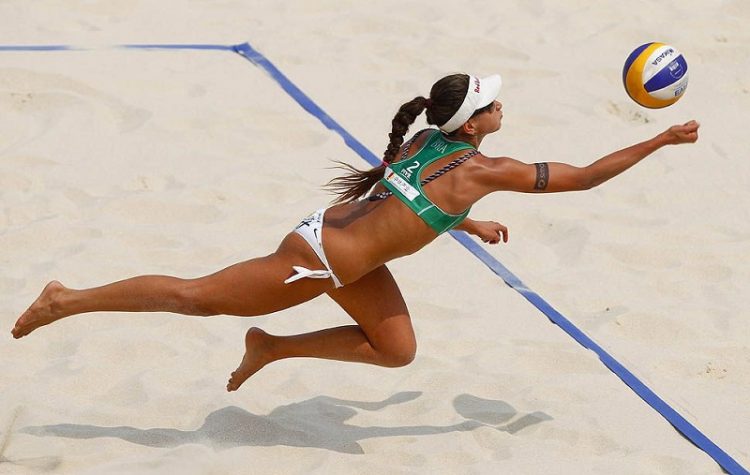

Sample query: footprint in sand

[538,219,590,266]
[102,194,223,225]
[0,68,152,141]
[599,239,681,270]
[605,100,653,124]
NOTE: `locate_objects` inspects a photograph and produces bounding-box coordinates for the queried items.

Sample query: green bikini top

[378,129,477,234]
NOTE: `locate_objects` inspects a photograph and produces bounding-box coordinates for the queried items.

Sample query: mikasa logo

[473,77,481,93]
[651,48,675,66]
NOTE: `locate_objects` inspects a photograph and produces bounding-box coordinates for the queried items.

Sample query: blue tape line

[0,44,234,52]
[119,44,235,51]
[452,232,747,472]
[231,41,748,475]
[232,43,381,167]
[0,45,78,51]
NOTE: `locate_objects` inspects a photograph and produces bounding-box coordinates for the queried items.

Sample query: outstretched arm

[482,120,700,193]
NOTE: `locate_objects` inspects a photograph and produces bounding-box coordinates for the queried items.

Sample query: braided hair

[325,74,470,204]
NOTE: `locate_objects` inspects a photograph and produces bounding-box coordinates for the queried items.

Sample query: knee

[174,279,216,316]
[379,339,417,368]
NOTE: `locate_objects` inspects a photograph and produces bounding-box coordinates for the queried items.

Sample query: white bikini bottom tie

[284,266,336,284]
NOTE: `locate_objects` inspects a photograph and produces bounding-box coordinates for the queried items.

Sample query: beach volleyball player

[12,73,700,392]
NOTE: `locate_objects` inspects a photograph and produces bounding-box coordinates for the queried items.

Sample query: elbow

[579,177,595,191]
[578,168,597,190]
[567,176,593,191]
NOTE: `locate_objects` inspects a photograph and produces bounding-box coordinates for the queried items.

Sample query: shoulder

[411,128,438,143]
[415,127,438,136]
[396,128,438,162]
[472,153,522,173]
[468,154,533,189]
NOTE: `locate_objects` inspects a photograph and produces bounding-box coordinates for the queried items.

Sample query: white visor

[439,74,502,133]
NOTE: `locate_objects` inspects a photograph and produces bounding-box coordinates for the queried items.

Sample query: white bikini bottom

[285,208,343,288]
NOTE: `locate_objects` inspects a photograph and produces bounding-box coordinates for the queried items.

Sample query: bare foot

[12,281,68,339]
[226,327,274,392]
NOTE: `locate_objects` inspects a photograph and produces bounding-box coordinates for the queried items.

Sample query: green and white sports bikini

[371,129,479,234]
[284,129,477,290]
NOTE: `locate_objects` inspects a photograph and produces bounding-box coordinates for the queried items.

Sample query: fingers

[681,121,700,136]
[480,232,500,244]
[491,222,508,243]
[499,224,509,243]
[670,120,699,131]
[681,123,700,143]
[480,222,509,244]
[667,120,700,144]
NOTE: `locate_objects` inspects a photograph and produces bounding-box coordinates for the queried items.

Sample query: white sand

[1,1,748,473]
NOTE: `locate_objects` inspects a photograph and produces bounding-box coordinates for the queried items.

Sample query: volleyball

[622,42,689,108]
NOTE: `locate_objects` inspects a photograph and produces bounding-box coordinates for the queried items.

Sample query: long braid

[325,96,428,203]
[324,74,469,204]
[383,96,428,165]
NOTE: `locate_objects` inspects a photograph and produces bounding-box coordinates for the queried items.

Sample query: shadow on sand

[18,392,552,455]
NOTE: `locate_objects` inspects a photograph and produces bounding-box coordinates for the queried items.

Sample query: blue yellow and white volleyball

[622,42,689,108]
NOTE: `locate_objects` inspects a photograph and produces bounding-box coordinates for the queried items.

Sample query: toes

[227,374,239,392]
[226,370,249,392]
[14,321,31,338]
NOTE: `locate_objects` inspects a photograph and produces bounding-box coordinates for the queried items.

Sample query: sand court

[2,2,750,474]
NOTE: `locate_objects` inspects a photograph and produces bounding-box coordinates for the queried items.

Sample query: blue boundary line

[232,44,381,165]
[2,41,746,475]
[0,44,234,52]
[0,45,78,51]
[120,44,235,51]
